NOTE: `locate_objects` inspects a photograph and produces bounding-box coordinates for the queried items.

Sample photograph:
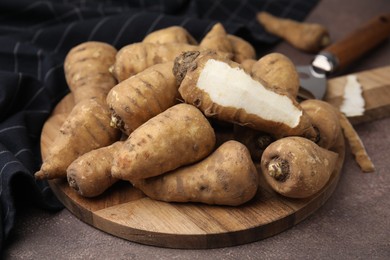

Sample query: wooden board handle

[323,13,390,71]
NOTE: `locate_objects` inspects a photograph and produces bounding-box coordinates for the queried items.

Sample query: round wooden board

[41,94,345,249]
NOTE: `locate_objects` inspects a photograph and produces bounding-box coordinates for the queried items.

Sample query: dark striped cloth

[0,0,319,247]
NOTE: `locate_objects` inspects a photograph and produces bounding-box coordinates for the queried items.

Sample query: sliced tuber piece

[111,103,216,182]
[257,11,330,53]
[134,140,259,206]
[261,136,339,198]
[174,50,317,141]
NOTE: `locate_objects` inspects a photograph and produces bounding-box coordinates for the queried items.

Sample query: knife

[297,13,390,100]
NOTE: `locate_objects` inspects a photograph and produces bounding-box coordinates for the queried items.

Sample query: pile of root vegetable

[35,23,345,206]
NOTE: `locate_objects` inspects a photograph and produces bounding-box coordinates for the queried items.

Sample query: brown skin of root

[300,99,342,149]
[261,136,339,198]
[142,26,198,45]
[134,140,259,206]
[66,141,123,197]
[111,42,201,82]
[200,23,233,55]
[111,103,216,181]
[251,53,300,99]
[338,113,375,172]
[106,62,179,136]
[172,51,201,85]
[173,48,242,88]
[64,41,118,104]
[257,12,330,53]
[240,59,257,74]
[227,34,257,63]
[35,98,121,180]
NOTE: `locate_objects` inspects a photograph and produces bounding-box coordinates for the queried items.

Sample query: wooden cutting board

[41,93,345,249]
[324,65,390,125]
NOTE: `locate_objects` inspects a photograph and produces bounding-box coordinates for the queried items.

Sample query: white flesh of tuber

[196,59,303,128]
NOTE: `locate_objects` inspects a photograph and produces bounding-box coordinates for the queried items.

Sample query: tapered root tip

[34,170,47,180]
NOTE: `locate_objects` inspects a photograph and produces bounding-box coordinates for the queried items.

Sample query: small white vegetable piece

[340,75,365,117]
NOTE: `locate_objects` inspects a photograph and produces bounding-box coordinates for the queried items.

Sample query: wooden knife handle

[323,13,390,71]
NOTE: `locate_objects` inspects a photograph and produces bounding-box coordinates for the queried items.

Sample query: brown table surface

[3,0,390,259]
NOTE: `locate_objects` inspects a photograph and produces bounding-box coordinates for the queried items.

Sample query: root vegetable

[338,113,375,173]
[300,99,341,149]
[261,136,339,198]
[67,141,123,197]
[134,140,259,206]
[174,50,317,141]
[233,125,274,161]
[111,103,216,181]
[251,53,300,99]
[64,41,117,104]
[227,34,257,63]
[35,98,121,180]
[257,11,330,53]
[106,62,179,135]
[142,26,197,45]
[240,58,257,74]
[200,23,233,55]
[110,42,200,82]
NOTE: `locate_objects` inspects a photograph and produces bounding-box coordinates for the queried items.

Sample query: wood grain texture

[324,65,390,125]
[323,14,390,71]
[41,94,345,249]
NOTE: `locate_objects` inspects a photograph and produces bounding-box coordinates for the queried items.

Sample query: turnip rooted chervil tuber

[261,136,339,198]
[174,51,317,140]
[133,140,259,206]
[111,103,216,182]
[106,62,179,136]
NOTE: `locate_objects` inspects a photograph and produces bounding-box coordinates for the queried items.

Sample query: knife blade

[297,13,390,100]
